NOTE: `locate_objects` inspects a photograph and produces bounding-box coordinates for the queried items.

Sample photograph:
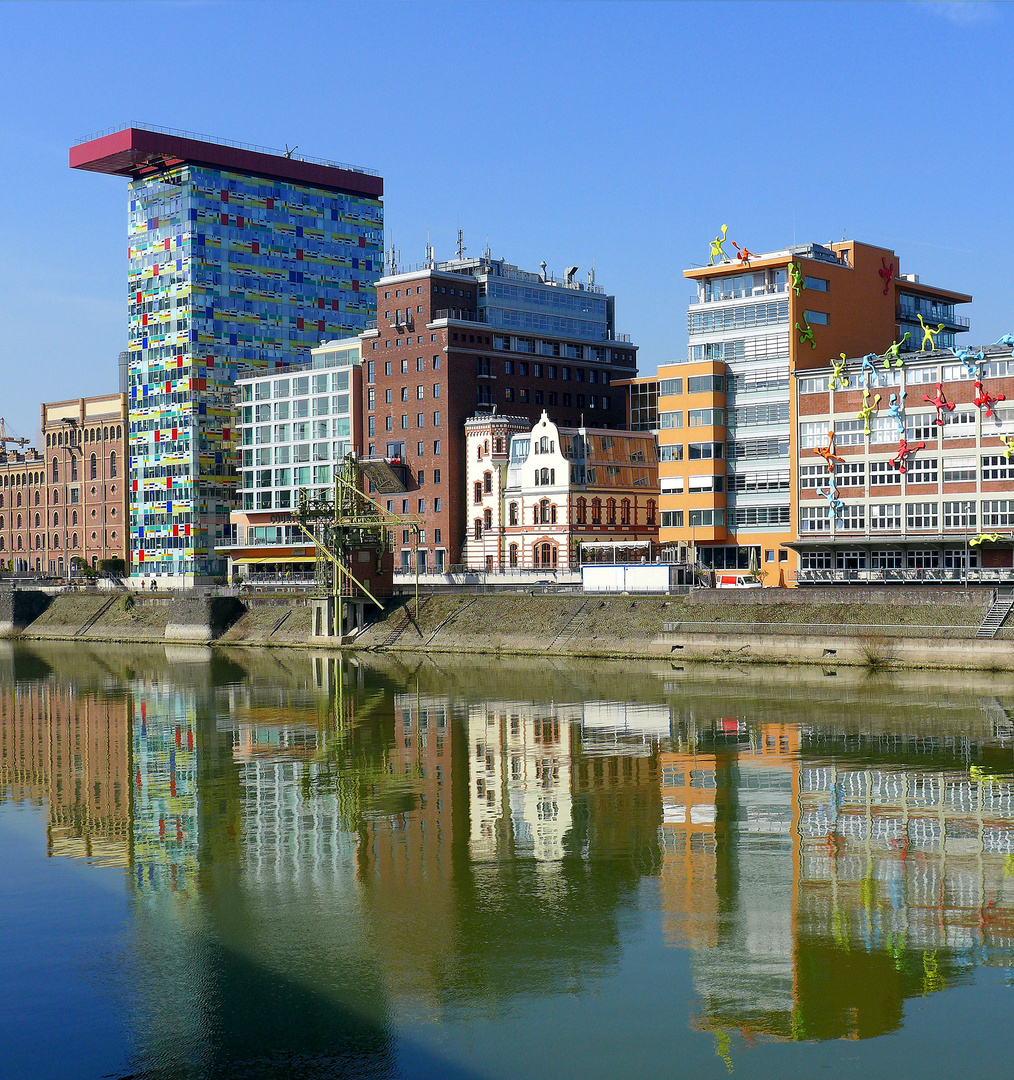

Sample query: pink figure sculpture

[879,257,895,296]
[889,437,926,473]
[973,379,1006,419]
[923,382,956,426]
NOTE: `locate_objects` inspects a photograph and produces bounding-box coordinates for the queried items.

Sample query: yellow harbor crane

[0,418,30,451]
[294,454,422,640]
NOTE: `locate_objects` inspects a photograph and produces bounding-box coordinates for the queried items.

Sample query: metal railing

[796,568,1013,585]
[74,122,380,177]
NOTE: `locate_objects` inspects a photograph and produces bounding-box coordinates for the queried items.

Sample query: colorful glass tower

[71,126,383,584]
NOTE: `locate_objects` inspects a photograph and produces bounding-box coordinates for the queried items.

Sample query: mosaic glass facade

[126,165,382,580]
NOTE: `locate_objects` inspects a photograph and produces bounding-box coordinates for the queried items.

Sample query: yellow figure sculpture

[1000,434,1014,461]
[970,533,1003,547]
[918,313,946,351]
[857,388,882,437]
[709,224,730,265]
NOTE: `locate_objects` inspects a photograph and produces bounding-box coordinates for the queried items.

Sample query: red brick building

[361,254,638,569]
[0,448,46,572]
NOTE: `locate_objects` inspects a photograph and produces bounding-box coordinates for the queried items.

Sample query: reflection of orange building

[0,682,131,866]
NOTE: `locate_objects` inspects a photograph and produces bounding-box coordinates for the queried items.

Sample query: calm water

[2,643,1014,1080]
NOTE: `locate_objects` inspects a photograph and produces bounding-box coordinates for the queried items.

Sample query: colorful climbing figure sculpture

[731,240,756,263]
[951,346,984,379]
[817,484,845,520]
[789,262,805,296]
[814,430,844,472]
[1000,434,1014,461]
[970,533,1003,547]
[994,334,1014,356]
[861,352,880,385]
[973,380,1006,419]
[881,334,910,369]
[889,437,925,473]
[917,313,945,352]
[830,353,850,390]
[709,225,730,265]
[923,382,955,425]
[879,257,895,296]
[796,315,815,349]
[887,392,907,433]
[857,388,882,436]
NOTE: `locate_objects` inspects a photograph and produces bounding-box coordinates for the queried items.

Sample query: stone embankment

[3,586,1013,669]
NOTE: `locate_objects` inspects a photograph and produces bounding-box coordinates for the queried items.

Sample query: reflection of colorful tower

[131,688,198,896]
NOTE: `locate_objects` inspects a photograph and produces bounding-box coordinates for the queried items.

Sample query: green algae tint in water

[1,642,1014,1080]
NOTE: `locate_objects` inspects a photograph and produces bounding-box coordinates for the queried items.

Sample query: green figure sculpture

[857,387,882,437]
[709,224,730,265]
[881,333,910,369]
[796,316,815,349]
[918,313,946,352]
[789,262,806,296]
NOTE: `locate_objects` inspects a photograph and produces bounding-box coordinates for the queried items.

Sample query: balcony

[897,303,970,330]
[796,567,1013,586]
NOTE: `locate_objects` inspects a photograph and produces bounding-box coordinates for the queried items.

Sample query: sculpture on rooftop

[951,345,984,379]
[917,313,945,352]
[709,225,731,265]
[861,352,880,385]
[881,333,910,369]
[830,353,850,390]
[993,334,1014,355]
[731,240,756,263]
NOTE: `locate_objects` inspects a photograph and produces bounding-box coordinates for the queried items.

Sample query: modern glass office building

[70,125,383,584]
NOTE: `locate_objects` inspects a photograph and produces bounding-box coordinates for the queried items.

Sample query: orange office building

[657,239,971,583]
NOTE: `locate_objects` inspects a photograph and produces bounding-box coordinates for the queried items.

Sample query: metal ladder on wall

[976,588,1014,638]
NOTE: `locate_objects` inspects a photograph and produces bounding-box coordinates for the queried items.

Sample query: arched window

[509,502,518,526]
[477,444,483,461]
[52,512,59,527]
[34,491,40,505]
[621,499,631,526]
[540,498,550,525]
[34,513,40,528]
[509,543,518,567]
[70,457,78,482]
[607,498,617,525]
[646,499,657,527]
[474,518,482,541]
[550,504,557,524]
[540,467,550,485]
[51,457,58,483]
[71,511,78,526]
[591,498,602,525]
[483,508,492,530]
[16,514,22,529]
[0,493,3,508]
[16,536,22,550]
[483,471,493,494]
[474,480,482,504]
[109,451,117,478]
[0,515,3,529]
[534,542,557,569]
[16,492,22,507]
[103,427,109,441]
[576,497,587,525]
[0,537,4,550]
[116,425,122,439]
[52,534,60,549]
[90,453,97,480]
[72,533,78,549]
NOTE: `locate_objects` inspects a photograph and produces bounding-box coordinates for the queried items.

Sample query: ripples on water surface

[1,642,1014,1079]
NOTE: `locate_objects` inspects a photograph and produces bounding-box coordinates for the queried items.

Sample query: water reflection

[2,644,1014,1078]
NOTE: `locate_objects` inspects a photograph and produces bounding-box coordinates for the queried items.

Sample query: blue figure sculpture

[817,484,845,521]
[861,352,880,386]
[887,391,906,433]
[951,345,984,378]
[994,334,1014,356]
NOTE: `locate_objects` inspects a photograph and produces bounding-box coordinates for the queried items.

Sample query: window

[870,460,902,486]
[907,502,938,530]
[944,408,976,437]
[509,502,519,526]
[575,497,587,525]
[982,500,1014,527]
[728,402,789,428]
[801,551,833,570]
[729,505,792,527]
[688,509,725,526]
[798,375,830,394]
[660,510,684,528]
[591,498,602,525]
[89,453,97,480]
[689,408,724,427]
[800,505,829,533]
[474,481,482,504]
[620,499,631,526]
[607,498,617,525]
[908,457,937,485]
[474,519,483,541]
[659,378,683,396]
[509,543,519,567]
[688,375,724,394]
[646,500,656,526]
[483,471,493,494]
[688,442,723,460]
[799,422,829,450]
[660,445,684,462]
[483,508,492,530]
[660,411,683,429]
[833,419,865,446]
[109,451,117,478]
[981,455,1013,481]
[906,413,937,442]
[943,501,976,529]
[803,310,829,325]
[870,503,902,530]
[804,277,829,291]
[907,549,940,569]
[943,456,976,483]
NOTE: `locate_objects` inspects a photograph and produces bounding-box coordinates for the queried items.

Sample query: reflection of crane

[0,417,30,450]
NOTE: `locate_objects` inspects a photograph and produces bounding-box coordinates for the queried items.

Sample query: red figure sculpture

[923,382,956,425]
[889,437,926,473]
[973,379,1006,419]
[879,257,895,296]
[732,241,756,263]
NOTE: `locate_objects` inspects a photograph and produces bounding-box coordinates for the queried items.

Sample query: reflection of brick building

[0,682,131,866]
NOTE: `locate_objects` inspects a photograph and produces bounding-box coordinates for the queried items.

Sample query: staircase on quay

[976,589,1014,638]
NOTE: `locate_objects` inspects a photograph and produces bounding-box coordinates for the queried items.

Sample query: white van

[715,573,762,589]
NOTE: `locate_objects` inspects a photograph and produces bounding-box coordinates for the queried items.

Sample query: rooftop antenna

[457,227,466,260]
[425,231,435,269]
[389,239,397,276]
[484,236,491,262]
[284,143,298,159]
[588,261,596,287]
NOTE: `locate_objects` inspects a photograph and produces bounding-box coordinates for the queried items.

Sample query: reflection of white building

[468,703,577,862]
[580,701,674,757]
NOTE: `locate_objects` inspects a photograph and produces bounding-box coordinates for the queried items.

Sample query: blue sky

[0,0,1011,440]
